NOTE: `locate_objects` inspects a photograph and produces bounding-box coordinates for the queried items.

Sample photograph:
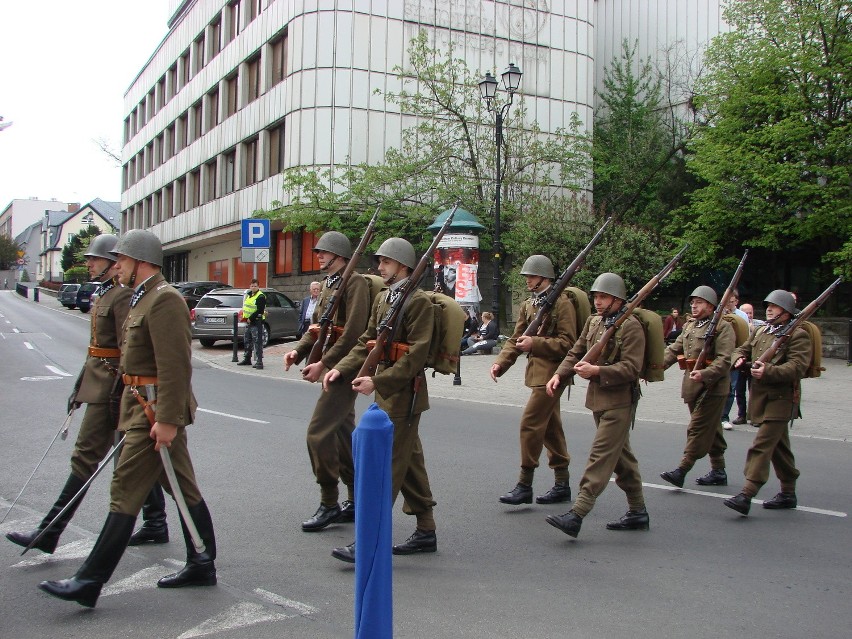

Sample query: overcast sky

[0,1,169,211]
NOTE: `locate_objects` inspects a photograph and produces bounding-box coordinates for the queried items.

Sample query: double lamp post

[479,63,522,322]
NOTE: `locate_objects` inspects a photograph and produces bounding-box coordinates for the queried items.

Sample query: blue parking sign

[241,219,271,248]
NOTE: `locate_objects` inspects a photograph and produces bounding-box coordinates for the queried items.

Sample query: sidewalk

[193,340,852,442]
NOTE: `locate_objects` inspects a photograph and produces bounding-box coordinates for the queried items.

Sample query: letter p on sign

[241,219,271,248]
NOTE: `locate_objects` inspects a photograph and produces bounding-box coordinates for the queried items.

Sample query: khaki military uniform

[70,282,131,479]
[555,314,645,518]
[336,283,436,530]
[731,325,811,497]
[493,291,577,485]
[110,273,202,515]
[292,273,370,505]
[663,318,735,472]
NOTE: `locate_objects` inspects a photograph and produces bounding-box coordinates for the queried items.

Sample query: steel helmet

[375,238,416,269]
[313,231,352,259]
[520,255,556,279]
[764,290,798,315]
[84,234,119,261]
[110,229,163,267]
[689,285,718,307]
[591,272,628,300]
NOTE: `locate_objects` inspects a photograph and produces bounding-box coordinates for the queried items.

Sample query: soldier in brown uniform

[39,230,216,608]
[544,273,649,538]
[324,237,437,563]
[284,231,370,531]
[659,286,735,488]
[724,290,811,516]
[491,255,577,506]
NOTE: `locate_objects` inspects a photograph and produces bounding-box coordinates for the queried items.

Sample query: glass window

[301,231,320,272]
[275,231,293,274]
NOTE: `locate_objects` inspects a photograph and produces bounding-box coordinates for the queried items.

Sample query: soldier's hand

[751,361,765,380]
[323,368,341,391]
[302,361,326,383]
[490,364,502,382]
[688,370,704,383]
[732,357,745,370]
[352,376,375,396]
[283,350,298,371]
[67,395,81,414]
[574,361,597,379]
[516,335,533,353]
[545,374,561,397]
[150,422,178,452]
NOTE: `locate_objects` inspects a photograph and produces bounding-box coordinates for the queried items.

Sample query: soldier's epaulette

[155,282,170,292]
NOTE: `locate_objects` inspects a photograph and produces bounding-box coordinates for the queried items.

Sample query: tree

[683,0,851,286]
[0,234,22,270]
[60,227,101,273]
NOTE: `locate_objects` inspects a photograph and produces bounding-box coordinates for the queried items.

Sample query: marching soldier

[39,230,216,608]
[490,255,577,506]
[544,273,649,538]
[283,231,370,531]
[6,235,168,554]
[659,286,735,488]
[724,290,811,516]
[324,238,438,562]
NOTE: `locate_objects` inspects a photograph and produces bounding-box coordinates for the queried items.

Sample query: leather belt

[121,374,158,386]
[89,346,121,358]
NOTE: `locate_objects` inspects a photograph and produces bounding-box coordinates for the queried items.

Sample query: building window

[227,1,240,40]
[223,149,236,194]
[243,137,258,185]
[275,231,293,274]
[270,30,287,88]
[167,63,177,99]
[204,160,217,203]
[268,120,285,175]
[208,259,229,283]
[177,112,188,152]
[175,177,186,214]
[164,124,174,162]
[179,49,190,88]
[162,185,172,219]
[193,34,206,76]
[206,87,220,132]
[234,259,267,288]
[191,100,203,143]
[209,16,222,61]
[246,54,260,103]
[245,0,260,23]
[225,73,238,117]
[301,232,321,272]
[190,168,201,209]
[157,75,166,111]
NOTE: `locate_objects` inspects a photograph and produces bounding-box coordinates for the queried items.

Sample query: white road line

[12,539,95,567]
[23,341,32,348]
[254,588,319,614]
[197,407,270,424]
[13,327,20,333]
[642,481,848,518]
[102,566,165,596]
[46,365,72,377]
[177,601,292,639]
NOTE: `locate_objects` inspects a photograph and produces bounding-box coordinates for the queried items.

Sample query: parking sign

[241,219,271,248]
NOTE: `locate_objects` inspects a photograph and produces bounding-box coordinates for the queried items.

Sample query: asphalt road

[1,290,850,639]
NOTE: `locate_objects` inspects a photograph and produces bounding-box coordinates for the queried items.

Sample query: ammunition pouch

[677,355,713,371]
[365,339,410,364]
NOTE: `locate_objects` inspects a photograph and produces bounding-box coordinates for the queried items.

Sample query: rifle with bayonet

[357,203,459,379]
[306,206,381,366]
[523,217,611,338]
[582,245,689,367]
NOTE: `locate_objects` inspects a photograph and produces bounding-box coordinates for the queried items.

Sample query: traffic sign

[241,219,271,249]
[241,248,270,263]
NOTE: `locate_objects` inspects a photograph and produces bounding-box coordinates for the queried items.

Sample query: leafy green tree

[0,234,22,270]
[60,227,101,273]
[684,0,851,287]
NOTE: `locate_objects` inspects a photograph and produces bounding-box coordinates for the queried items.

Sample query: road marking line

[13,327,20,333]
[46,365,72,376]
[12,539,94,567]
[254,588,319,614]
[21,375,64,381]
[23,340,32,348]
[177,601,292,639]
[197,408,270,424]
[102,566,165,596]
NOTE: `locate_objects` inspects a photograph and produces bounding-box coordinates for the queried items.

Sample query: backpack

[422,291,467,375]
[721,313,749,347]
[563,287,592,336]
[363,274,387,309]
[800,320,824,378]
[631,308,666,382]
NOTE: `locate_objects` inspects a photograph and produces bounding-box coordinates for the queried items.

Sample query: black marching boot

[39,512,135,607]
[157,500,217,588]
[128,483,169,545]
[237,353,252,366]
[6,474,87,554]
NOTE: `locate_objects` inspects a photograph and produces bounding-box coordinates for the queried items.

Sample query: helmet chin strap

[96,263,114,281]
[530,276,545,292]
[128,260,140,287]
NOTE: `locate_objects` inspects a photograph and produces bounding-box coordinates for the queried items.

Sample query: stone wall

[810,318,851,361]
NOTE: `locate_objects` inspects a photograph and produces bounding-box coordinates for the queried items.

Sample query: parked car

[173,281,232,309]
[76,281,100,313]
[57,283,81,309]
[191,287,300,347]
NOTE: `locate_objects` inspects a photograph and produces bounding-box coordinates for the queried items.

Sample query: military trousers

[110,426,203,516]
[70,403,116,479]
[573,406,644,518]
[307,382,356,505]
[680,394,728,471]
[742,419,800,497]
[518,386,570,482]
[390,412,437,530]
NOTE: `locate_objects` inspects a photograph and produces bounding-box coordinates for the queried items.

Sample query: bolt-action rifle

[522,217,611,338]
[357,203,459,378]
[306,206,381,366]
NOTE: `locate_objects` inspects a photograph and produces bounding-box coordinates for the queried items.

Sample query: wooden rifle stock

[357,203,460,378]
[692,250,749,373]
[523,217,611,337]
[754,277,842,367]
[306,206,381,365]
[582,245,689,366]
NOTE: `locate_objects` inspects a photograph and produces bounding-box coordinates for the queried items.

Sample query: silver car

[191,287,300,347]
[58,283,81,308]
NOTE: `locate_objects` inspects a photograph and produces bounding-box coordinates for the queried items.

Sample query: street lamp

[479,63,522,322]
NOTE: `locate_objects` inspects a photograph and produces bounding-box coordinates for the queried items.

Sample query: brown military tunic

[336,283,436,528]
[493,290,577,484]
[110,272,202,515]
[731,324,811,496]
[555,314,646,518]
[292,273,370,504]
[662,318,735,471]
[70,281,131,478]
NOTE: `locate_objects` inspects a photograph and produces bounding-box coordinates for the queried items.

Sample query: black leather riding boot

[38,512,136,607]
[128,483,169,545]
[6,473,87,554]
[157,500,217,588]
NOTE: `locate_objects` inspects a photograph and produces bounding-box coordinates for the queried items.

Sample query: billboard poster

[433,233,482,307]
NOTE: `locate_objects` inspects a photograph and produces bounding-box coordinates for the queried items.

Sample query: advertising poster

[433,233,482,307]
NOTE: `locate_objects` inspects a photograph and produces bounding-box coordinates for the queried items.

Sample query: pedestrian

[663,308,683,344]
[298,281,321,338]
[3,277,7,289]
[721,289,748,429]
[324,237,438,563]
[237,278,266,369]
[544,272,649,538]
[491,255,577,506]
[6,235,168,554]
[659,286,735,489]
[461,311,499,355]
[283,232,370,532]
[38,229,217,608]
[723,290,811,516]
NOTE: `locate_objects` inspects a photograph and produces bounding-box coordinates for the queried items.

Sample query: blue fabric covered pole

[354,403,394,639]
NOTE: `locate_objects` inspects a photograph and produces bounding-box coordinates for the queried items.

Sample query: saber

[21,433,126,555]
[1,409,76,526]
[144,385,206,554]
